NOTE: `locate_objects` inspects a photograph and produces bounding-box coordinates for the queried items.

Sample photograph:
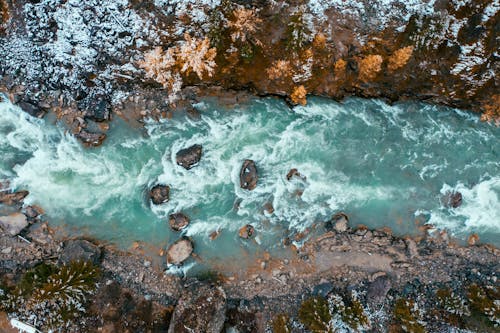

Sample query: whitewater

[1,94,499,268]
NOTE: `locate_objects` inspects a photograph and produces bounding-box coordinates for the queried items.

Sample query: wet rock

[60,239,102,265]
[18,101,46,118]
[150,184,170,205]
[286,168,306,181]
[441,191,462,208]
[79,94,111,122]
[209,230,221,240]
[405,238,419,258]
[263,202,274,214]
[27,222,52,245]
[167,238,193,265]
[0,190,29,206]
[367,275,391,306]
[240,159,258,190]
[76,129,106,147]
[467,233,479,246]
[239,224,255,239]
[325,212,349,232]
[169,212,190,231]
[176,144,202,170]
[0,213,28,236]
[23,205,44,219]
[168,285,226,333]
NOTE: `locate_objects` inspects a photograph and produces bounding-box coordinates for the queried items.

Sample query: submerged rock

[168,285,226,333]
[76,129,106,147]
[167,238,193,265]
[169,212,190,231]
[239,224,255,239]
[240,159,258,190]
[150,184,170,205]
[60,239,102,265]
[0,213,28,236]
[0,190,29,206]
[176,144,202,170]
[325,212,349,233]
[441,191,463,208]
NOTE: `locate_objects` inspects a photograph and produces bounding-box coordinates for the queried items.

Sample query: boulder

[169,212,190,231]
[79,94,111,122]
[150,184,170,205]
[18,101,46,118]
[59,239,102,265]
[325,212,349,233]
[23,205,44,219]
[367,275,392,306]
[240,159,258,190]
[168,286,226,333]
[0,190,29,206]
[176,144,202,170]
[238,224,255,239]
[286,168,306,181]
[167,238,193,265]
[76,129,106,147]
[0,213,28,236]
[441,191,462,208]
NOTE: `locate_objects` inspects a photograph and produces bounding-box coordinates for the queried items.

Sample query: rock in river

[76,129,106,147]
[240,159,258,190]
[239,224,255,239]
[0,213,28,236]
[167,238,193,265]
[176,144,202,170]
[325,212,349,233]
[169,212,190,231]
[441,191,462,208]
[0,190,29,206]
[150,184,170,205]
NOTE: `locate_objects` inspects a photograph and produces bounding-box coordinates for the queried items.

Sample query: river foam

[1,95,499,265]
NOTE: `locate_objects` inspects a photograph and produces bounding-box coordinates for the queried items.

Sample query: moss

[193,270,224,284]
[17,262,58,296]
[393,298,426,333]
[467,284,499,327]
[298,296,332,333]
[329,293,370,330]
[272,314,291,333]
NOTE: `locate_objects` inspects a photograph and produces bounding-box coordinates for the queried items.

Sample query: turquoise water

[1,95,499,270]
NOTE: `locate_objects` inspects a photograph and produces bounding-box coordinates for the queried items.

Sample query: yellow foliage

[480,94,500,125]
[228,7,262,43]
[388,46,414,71]
[266,60,292,80]
[358,54,383,82]
[178,33,217,79]
[334,59,347,77]
[138,47,177,88]
[312,32,327,49]
[290,85,307,105]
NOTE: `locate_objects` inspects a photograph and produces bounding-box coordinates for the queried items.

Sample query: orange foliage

[334,59,347,77]
[480,94,500,125]
[387,46,414,71]
[290,85,307,105]
[178,33,217,79]
[266,60,292,81]
[228,7,262,43]
[358,54,383,82]
[312,33,327,49]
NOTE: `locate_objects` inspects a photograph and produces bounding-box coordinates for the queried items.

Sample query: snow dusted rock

[168,285,226,333]
[0,213,28,236]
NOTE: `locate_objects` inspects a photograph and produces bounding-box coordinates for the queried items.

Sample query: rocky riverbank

[1,187,499,332]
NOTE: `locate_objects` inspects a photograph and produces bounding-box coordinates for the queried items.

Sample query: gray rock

[312,282,334,297]
[167,238,193,265]
[0,213,29,236]
[60,239,102,265]
[441,191,462,208]
[325,212,349,233]
[238,224,255,239]
[176,144,202,170]
[150,184,170,205]
[240,159,258,190]
[169,212,190,231]
[168,285,226,333]
[18,101,46,118]
[76,130,106,147]
[367,275,391,306]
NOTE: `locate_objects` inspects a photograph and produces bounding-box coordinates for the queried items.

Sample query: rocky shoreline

[1,186,499,332]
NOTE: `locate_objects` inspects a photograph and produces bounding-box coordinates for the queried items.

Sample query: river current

[1,95,499,271]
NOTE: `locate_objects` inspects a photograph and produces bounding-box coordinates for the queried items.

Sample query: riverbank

[1,189,499,332]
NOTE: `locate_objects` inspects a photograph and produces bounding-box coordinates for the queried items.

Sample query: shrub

[387,46,414,71]
[272,313,291,333]
[227,7,262,43]
[358,55,383,82]
[467,284,499,327]
[298,296,333,332]
[393,298,426,333]
[329,292,370,330]
[290,85,307,106]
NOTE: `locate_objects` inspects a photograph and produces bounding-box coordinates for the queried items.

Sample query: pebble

[1,247,12,254]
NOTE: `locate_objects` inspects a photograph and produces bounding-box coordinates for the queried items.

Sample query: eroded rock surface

[167,238,193,265]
